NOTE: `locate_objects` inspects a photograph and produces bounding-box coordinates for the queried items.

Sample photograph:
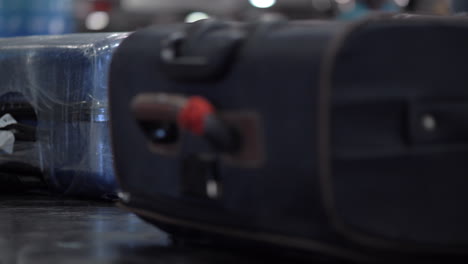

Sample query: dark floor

[0,195,327,264]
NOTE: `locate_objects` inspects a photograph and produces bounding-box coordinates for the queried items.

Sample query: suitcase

[109,15,468,262]
[0,33,128,198]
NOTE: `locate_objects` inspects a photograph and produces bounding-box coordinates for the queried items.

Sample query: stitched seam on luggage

[118,203,373,262]
[317,10,378,248]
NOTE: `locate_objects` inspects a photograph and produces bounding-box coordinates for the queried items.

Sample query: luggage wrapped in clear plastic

[0,33,128,198]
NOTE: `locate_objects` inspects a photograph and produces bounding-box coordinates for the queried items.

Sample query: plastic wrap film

[0,33,128,198]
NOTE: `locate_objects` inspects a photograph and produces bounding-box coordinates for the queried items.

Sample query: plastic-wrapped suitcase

[0,33,128,198]
[109,15,468,262]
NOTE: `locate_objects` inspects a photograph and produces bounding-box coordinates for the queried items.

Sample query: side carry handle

[131,93,240,153]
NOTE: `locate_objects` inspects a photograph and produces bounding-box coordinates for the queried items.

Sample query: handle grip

[131,93,240,153]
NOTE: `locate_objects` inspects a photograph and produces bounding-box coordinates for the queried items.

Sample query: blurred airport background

[0,0,459,37]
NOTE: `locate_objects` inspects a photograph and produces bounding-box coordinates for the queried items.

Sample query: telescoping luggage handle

[131,93,240,153]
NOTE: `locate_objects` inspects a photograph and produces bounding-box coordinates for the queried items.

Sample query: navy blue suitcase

[0,33,127,198]
[110,15,468,262]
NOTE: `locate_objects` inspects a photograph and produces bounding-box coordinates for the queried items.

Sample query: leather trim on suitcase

[318,14,468,254]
